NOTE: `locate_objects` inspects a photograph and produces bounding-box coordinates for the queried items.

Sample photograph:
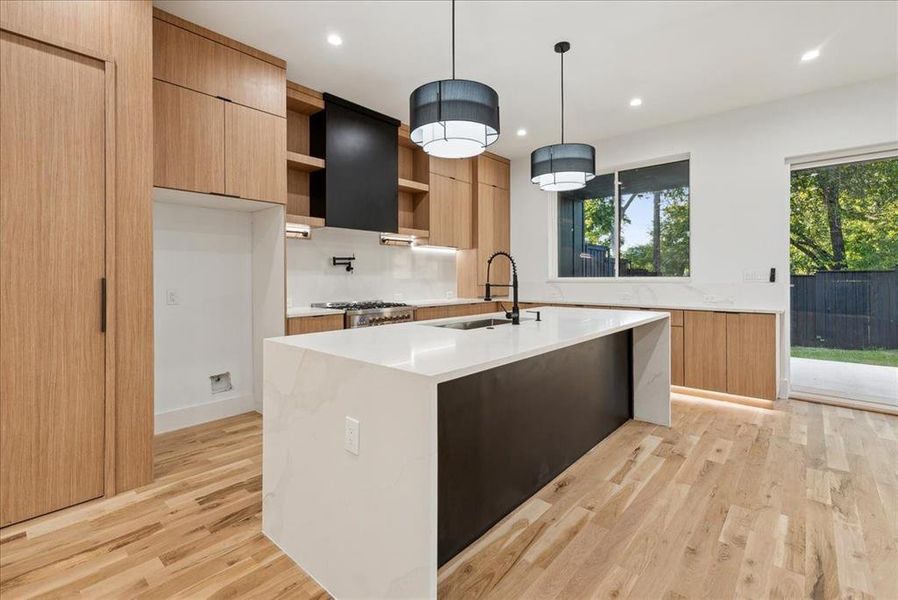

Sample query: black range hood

[310,94,400,233]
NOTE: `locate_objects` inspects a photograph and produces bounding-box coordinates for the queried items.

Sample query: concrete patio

[791,357,898,407]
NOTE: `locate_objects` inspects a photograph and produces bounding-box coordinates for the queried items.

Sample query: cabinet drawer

[153,18,285,117]
[287,314,344,335]
[153,80,225,194]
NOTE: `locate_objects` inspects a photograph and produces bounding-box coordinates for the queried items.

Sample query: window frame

[548,153,693,282]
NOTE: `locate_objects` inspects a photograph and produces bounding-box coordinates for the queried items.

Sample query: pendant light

[531,41,595,192]
[409,0,500,158]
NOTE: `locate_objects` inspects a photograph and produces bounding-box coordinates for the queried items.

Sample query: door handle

[100,277,107,333]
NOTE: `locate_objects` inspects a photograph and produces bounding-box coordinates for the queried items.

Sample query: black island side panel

[437,331,633,566]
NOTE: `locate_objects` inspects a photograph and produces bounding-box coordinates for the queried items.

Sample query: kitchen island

[263,307,671,599]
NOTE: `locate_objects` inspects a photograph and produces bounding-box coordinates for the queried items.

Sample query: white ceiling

[155,1,898,159]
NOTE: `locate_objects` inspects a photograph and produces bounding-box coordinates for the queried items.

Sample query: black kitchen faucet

[483,251,520,325]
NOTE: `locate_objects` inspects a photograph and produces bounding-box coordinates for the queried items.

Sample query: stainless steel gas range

[310,301,415,328]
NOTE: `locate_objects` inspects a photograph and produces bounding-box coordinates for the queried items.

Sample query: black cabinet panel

[310,94,399,233]
[437,331,633,565]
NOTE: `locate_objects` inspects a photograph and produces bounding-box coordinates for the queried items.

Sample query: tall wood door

[224,102,286,204]
[683,311,728,393]
[0,31,109,526]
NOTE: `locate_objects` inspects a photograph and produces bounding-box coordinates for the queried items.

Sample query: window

[557,159,690,278]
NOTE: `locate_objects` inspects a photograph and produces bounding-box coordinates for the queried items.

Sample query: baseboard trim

[671,385,775,410]
[155,394,256,434]
[788,391,898,416]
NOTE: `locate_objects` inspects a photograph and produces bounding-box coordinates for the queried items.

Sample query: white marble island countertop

[269,306,669,383]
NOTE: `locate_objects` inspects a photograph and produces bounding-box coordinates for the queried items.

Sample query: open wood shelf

[286,81,324,115]
[398,178,429,194]
[398,227,429,238]
[286,151,325,172]
[286,213,325,228]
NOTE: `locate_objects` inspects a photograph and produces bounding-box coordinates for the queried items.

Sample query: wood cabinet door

[671,326,685,386]
[1,31,108,526]
[154,17,285,117]
[476,155,510,189]
[726,313,777,400]
[225,103,286,204]
[154,79,225,194]
[429,156,472,183]
[429,173,472,248]
[684,311,728,392]
[476,184,511,288]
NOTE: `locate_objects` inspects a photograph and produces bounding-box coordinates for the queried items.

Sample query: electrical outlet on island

[344,416,360,455]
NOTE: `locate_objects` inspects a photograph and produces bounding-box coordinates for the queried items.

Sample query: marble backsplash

[286,227,457,307]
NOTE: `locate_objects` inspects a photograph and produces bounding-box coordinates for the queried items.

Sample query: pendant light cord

[560,49,564,143]
[451,0,456,79]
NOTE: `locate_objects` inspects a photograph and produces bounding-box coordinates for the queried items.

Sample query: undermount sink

[432,317,514,330]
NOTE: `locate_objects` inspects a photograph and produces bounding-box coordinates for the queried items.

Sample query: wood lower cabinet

[684,311,728,393]
[415,302,498,321]
[671,326,685,386]
[428,173,472,249]
[287,314,344,335]
[726,313,777,400]
[1,30,110,526]
[225,102,286,203]
[154,80,225,194]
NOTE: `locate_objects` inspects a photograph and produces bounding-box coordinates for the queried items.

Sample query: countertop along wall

[286,228,457,307]
[510,76,897,390]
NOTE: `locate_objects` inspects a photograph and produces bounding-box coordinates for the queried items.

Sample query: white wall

[154,202,256,432]
[287,228,457,307]
[510,76,897,392]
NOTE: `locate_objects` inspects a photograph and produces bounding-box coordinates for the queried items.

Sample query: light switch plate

[344,417,360,455]
[166,289,179,305]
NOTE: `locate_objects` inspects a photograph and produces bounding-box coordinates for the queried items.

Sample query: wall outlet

[742,269,767,283]
[344,416,360,455]
[166,289,179,305]
[393,292,404,302]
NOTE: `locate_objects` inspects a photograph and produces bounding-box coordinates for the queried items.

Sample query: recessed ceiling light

[327,33,343,46]
[801,48,820,62]
[629,97,643,107]
[516,128,527,136]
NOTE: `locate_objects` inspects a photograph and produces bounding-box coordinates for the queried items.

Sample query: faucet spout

[484,251,520,325]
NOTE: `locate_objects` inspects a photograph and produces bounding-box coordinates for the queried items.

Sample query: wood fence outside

[791,268,898,350]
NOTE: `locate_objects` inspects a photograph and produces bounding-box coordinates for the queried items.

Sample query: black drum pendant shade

[409,79,500,159]
[409,0,500,159]
[531,41,595,192]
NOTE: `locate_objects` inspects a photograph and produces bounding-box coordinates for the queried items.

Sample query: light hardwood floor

[1,395,895,599]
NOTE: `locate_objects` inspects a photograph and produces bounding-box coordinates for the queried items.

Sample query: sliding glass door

[789,155,898,407]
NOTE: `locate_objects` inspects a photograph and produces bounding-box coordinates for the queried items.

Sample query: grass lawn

[791,346,898,367]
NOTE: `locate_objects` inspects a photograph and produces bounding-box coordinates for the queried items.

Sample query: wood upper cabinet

[429,173,472,248]
[154,80,225,194]
[476,155,510,189]
[153,17,285,117]
[475,183,511,288]
[225,102,286,203]
[430,156,472,183]
[684,311,728,393]
[726,313,777,400]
